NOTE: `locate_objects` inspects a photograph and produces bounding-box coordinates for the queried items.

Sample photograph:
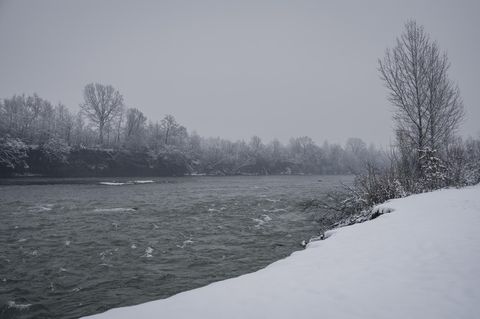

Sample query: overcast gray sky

[0,0,478,146]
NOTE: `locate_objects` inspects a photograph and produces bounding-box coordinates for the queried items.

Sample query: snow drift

[83,185,480,319]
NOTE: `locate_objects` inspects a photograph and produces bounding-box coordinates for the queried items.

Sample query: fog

[0,0,478,146]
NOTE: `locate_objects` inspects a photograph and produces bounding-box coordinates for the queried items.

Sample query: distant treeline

[0,88,385,177]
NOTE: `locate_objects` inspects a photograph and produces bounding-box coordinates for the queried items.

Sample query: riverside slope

[84,185,480,319]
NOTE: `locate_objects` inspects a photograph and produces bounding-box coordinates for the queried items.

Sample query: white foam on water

[264,198,280,203]
[93,208,136,213]
[252,218,265,228]
[141,247,154,258]
[176,239,194,249]
[263,208,287,213]
[253,214,273,228]
[99,249,116,261]
[65,240,71,246]
[131,244,137,249]
[99,182,132,186]
[29,204,54,212]
[261,214,272,222]
[7,301,32,310]
[18,238,27,242]
[133,180,155,184]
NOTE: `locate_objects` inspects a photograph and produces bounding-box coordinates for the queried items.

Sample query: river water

[0,175,351,319]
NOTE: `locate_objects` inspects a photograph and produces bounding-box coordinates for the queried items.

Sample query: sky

[0,0,478,146]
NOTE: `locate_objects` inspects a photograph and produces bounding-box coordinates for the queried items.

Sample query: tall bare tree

[124,108,146,149]
[80,83,124,145]
[160,114,186,146]
[379,20,464,170]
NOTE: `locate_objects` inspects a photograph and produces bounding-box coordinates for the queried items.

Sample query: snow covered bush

[39,136,70,163]
[417,148,448,191]
[326,139,480,226]
[464,138,480,185]
[322,161,408,222]
[0,136,28,169]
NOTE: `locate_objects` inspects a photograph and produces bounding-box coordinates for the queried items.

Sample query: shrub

[0,136,28,170]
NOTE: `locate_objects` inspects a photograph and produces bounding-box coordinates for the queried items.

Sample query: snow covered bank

[83,185,480,319]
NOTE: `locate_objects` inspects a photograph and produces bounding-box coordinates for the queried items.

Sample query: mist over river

[0,175,351,319]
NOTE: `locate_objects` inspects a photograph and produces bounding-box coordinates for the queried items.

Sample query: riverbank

[83,184,480,319]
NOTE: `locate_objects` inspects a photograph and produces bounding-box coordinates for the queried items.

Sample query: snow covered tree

[80,83,124,145]
[0,136,27,169]
[39,136,70,164]
[379,20,464,178]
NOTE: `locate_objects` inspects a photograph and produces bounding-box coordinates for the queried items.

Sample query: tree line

[0,86,384,176]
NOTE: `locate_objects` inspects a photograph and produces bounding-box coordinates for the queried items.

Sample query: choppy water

[0,175,351,319]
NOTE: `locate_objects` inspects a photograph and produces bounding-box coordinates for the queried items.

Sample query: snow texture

[83,185,480,319]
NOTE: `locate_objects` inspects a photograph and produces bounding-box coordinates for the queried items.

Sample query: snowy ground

[83,185,480,319]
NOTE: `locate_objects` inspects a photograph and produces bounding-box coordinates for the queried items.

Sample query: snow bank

[83,185,480,319]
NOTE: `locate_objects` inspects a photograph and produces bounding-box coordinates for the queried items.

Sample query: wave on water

[262,208,287,213]
[262,214,272,222]
[207,206,227,213]
[7,301,32,310]
[99,182,132,186]
[93,207,137,213]
[264,198,280,203]
[176,239,194,249]
[132,180,155,184]
[99,180,155,186]
[141,247,154,258]
[252,214,272,228]
[29,204,54,212]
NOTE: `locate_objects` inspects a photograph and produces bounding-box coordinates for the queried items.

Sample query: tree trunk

[99,122,104,145]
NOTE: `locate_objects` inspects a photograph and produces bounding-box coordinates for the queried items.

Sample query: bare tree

[160,114,186,146]
[114,109,125,147]
[125,108,146,139]
[124,108,146,149]
[379,20,464,171]
[55,103,74,145]
[80,83,124,145]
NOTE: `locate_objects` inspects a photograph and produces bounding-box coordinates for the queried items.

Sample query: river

[0,175,351,319]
